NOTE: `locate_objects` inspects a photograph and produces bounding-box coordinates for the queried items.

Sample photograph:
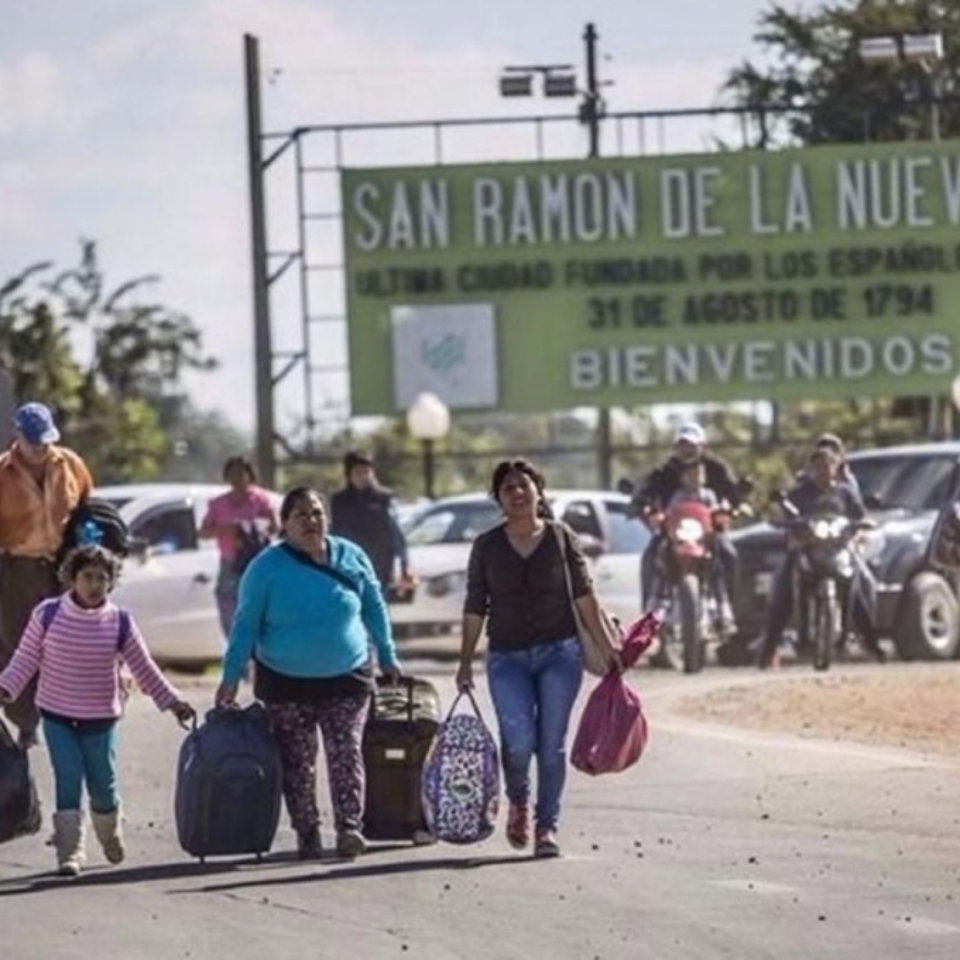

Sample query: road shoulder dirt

[673,662,960,760]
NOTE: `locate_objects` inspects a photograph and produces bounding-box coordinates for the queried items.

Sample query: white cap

[674,421,706,446]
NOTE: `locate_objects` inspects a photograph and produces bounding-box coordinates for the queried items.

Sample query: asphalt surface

[1,658,958,960]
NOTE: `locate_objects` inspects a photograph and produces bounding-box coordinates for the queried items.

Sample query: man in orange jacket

[0,403,93,747]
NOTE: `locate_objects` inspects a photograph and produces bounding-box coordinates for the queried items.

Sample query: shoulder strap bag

[552,522,619,677]
[279,542,362,596]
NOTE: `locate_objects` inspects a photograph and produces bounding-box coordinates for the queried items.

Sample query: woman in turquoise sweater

[215,485,402,860]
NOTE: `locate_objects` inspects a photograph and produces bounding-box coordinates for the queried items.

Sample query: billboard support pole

[583,22,613,489]
[244,33,276,488]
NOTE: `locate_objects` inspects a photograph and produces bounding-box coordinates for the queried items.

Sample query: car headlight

[426,571,467,598]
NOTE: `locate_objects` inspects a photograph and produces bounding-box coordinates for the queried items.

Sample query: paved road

[1,661,958,959]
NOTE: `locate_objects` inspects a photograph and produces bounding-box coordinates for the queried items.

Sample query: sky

[0,0,816,435]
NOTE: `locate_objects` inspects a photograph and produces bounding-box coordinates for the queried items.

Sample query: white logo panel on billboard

[391,302,498,410]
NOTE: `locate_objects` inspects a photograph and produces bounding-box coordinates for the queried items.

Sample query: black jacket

[633,452,744,513]
[784,477,865,521]
[329,485,406,587]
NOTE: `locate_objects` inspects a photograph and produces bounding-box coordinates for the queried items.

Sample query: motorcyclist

[806,432,861,496]
[632,421,748,612]
[666,458,736,634]
[758,446,884,669]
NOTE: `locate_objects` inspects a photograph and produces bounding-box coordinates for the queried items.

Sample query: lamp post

[498,24,614,488]
[858,32,945,141]
[406,392,450,500]
[859,31,946,435]
[497,22,606,153]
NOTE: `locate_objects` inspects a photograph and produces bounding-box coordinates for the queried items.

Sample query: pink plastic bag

[571,610,663,776]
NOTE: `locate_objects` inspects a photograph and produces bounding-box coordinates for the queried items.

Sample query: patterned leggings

[266,695,370,836]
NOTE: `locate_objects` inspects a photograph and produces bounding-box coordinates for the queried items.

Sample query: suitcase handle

[374,675,418,722]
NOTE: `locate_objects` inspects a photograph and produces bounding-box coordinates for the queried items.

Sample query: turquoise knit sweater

[222,537,397,685]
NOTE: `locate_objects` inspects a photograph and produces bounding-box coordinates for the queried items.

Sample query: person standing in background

[0,402,93,748]
[199,456,279,640]
[330,450,412,601]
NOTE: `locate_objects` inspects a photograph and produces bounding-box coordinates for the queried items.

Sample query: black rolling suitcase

[363,676,441,842]
[175,704,283,862]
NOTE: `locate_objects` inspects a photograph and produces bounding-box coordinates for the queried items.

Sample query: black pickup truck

[728,441,960,662]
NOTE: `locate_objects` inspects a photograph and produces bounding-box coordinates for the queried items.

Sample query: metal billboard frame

[244,34,793,486]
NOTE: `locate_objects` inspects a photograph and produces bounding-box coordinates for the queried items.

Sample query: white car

[97,483,281,671]
[393,490,651,635]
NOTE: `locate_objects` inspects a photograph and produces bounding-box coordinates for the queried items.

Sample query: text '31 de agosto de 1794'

[340,141,960,415]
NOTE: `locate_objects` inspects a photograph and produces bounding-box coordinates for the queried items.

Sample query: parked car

[728,442,960,662]
[393,489,651,636]
[97,483,281,671]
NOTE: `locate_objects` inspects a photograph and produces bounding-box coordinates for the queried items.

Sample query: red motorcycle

[649,500,732,674]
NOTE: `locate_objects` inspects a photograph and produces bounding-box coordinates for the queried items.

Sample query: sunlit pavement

[1,658,958,960]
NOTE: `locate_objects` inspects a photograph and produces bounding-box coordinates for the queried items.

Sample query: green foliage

[725,0,960,146]
[69,396,167,483]
[0,241,219,483]
[276,410,612,502]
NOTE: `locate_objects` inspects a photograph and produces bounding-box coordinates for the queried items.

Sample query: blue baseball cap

[14,402,61,445]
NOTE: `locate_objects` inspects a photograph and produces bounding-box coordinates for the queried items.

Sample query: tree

[722,1,958,444]
[160,402,253,483]
[725,1,960,147]
[0,241,219,482]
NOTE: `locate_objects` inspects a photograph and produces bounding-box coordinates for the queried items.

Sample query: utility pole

[244,33,276,488]
[582,22,601,159]
[499,24,612,488]
[582,22,613,488]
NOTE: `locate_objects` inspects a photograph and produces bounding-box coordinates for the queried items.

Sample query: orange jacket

[0,443,93,559]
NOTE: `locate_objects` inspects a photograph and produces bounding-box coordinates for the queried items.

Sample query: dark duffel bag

[175,703,282,862]
[0,719,42,844]
[362,676,441,843]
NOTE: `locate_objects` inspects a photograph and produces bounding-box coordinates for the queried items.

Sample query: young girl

[0,544,195,876]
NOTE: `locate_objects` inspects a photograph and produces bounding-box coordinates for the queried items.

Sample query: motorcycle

[780,497,872,671]
[649,500,732,674]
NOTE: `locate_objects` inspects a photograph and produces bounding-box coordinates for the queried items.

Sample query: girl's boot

[91,806,125,864]
[52,810,86,877]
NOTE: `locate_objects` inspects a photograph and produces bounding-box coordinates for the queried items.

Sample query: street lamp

[499,65,575,99]
[497,23,607,158]
[497,24,614,490]
[860,30,946,436]
[858,31,945,140]
[406,391,450,500]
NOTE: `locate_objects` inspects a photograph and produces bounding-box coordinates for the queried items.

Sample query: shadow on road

[176,850,541,896]
[0,846,534,897]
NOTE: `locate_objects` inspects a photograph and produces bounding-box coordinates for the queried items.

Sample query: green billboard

[341,140,960,415]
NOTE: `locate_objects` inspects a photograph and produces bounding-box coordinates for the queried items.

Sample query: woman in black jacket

[456,459,620,859]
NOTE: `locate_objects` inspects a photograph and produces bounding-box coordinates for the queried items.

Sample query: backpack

[58,498,130,563]
[232,522,271,576]
[421,691,500,845]
[39,598,132,650]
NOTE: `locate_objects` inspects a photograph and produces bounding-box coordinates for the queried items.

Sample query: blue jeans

[42,715,120,813]
[486,636,584,831]
[215,561,241,639]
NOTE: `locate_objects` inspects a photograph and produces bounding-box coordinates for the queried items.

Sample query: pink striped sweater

[0,594,181,719]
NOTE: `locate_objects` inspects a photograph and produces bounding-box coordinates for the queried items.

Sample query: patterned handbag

[421,691,500,845]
